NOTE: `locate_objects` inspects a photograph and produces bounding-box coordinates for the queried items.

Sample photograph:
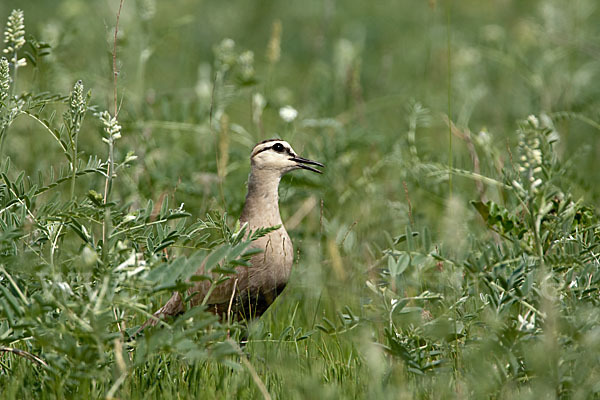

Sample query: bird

[142,139,323,328]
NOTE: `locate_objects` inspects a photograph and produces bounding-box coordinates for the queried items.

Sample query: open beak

[290,156,324,174]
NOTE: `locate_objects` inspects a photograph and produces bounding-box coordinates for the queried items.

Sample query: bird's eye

[273,143,284,152]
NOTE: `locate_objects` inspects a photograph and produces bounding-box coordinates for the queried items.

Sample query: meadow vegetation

[1,1,600,398]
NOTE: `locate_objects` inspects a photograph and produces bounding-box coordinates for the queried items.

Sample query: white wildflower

[139,0,156,21]
[569,280,578,289]
[511,180,524,192]
[252,92,266,124]
[0,57,9,100]
[214,38,236,69]
[81,246,98,266]
[221,38,235,50]
[476,130,490,146]
[69,80,86,132]
[527,114,539,128]
[531,149,542,165]
[56,281,74,296]
[98,110,122,141]
[279,105,298,122]
[238,50,254,66]
[3,9,25,54]
[238,50,254,80]
[115,251,136,271]
[517,312,535,331]
[124,151,138,163]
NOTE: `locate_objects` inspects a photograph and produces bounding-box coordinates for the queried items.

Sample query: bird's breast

[248,226,293,283]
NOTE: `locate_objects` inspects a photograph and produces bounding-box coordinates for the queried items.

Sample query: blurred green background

[1,0,600,398]
[2,0,599,234]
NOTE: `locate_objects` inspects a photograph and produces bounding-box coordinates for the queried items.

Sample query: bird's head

[250,139,324,175]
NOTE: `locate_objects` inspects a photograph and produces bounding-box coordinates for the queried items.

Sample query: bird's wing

[139,291,185,330]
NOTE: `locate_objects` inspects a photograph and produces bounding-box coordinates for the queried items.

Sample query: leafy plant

[0,10,266,396]
[1,1,600,399]
[366,115,600,396]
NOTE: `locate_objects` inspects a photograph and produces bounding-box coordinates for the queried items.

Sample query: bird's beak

[290,156,324,174]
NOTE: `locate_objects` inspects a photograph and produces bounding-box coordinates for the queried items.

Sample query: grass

[1,0,600,398]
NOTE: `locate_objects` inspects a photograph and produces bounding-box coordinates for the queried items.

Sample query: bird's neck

[240,168,283,228]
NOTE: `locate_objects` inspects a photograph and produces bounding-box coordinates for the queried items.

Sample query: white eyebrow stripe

[251,142,292,158]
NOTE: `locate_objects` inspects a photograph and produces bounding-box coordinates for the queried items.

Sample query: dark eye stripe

[252,142,291,157]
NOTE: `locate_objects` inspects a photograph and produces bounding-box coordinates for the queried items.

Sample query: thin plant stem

[446,0,453,197]
[11,51,17,98]
[0,265,29,305]
[0,127,7,159]
[0,346,47,367]
[113,0,124,118]
[70,133,78,200]
[210,71,227,210]
[103,0,124,259]
[49,223,64,272]
[102,139,114,260]
[0,51,18,155]
[230,340,272,400]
